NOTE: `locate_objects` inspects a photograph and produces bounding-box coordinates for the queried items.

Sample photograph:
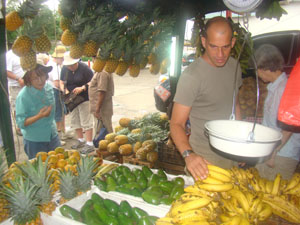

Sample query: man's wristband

[182,149,194,159]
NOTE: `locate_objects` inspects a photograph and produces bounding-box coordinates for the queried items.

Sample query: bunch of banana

[230,167,252,192]
[196,165,234,192]
[94,163,118,178]
[249,173,284,195]
[282,173,300,196]
[255,0,288,21]
[263,193,300,223]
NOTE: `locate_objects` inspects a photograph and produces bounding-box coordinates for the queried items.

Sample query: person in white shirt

[6,48,25,136]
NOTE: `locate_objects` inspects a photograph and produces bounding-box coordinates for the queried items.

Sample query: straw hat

[52,45,67,58]
[63,51,80,66]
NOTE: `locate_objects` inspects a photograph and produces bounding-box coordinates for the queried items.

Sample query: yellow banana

[156,217,174,225]
[284,173,300,192]
[271,173,281,195]
[265,180,273,194]
[249,195,263,215]
[263,193,300,223]
[95,163,118,178]
[180,193,209,201]
[219,214,231,222]
[209,170,231,183]
[250,179,261,192]
[257,203,273,221]
[179,219,210,225]
[173,209,209,223]
[230,197,246,215]
[228,189,250,212]
[286,182,300,195]
[170,197,211,216]
[239,216,251,225]
[245,192,254,206]
[207,164,232,178]
[198,183,233,192]
[224,215,242,225]
[201,176,225,185]
[258,178,266,193]
[184,185,200,193]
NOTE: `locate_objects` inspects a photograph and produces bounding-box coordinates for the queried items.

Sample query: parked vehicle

[246,30,300,77]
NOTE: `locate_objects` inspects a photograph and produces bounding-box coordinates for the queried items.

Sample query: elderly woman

[16,63,61,159]
[254,44,300,180]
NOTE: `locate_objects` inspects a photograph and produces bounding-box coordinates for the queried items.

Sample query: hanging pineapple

[59,16,70,31]
[93,42,112,72]
[83,40,98,57]
[115,39,131,76]
[3,176,43,225]
[17,157,56,216]
[104,42,121,74]
[5,0,44,31]
[20,50,37,71]
[12,35,33,57]
[34,33,51,53]
[61,29,77,46]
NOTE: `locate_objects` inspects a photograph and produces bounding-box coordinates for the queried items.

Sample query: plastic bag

[93,120,108,148]
[154,78,171,112]
[278,59,300,126]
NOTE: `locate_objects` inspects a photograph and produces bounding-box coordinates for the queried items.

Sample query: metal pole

[0,0,17,166]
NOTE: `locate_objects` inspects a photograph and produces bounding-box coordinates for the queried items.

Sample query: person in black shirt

[60,52,94,154]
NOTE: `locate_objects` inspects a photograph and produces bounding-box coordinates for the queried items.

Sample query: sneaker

[60,140,66,146]
[71,140,85,149]
[80,144,95,154]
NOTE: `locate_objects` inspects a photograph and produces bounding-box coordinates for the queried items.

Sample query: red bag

[278,59,300,126]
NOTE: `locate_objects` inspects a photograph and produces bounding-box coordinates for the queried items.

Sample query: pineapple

[59,16,70,31]
[119,117,131,127]
[92,57,106,72]
[58,170,77,204]
[61,29,77,46]
[3,176,42,225]
[5,0,43,31]
[129,64,140,77]
[115,39,129,76]
[12,35,33,57]
[20,50,37,71]
[34,34,51,53]
[83,40,98,57]
[75,156,98,194]
[70,42,84,59]
[104,58,119,73]
[115,61,128,76]
[0,151,9,222]
[17,157,56,216]
[139,57,148,69]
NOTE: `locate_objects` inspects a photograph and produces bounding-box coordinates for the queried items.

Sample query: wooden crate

[123,155,156,168]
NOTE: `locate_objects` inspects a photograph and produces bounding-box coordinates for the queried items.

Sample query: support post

[0,0,17,166]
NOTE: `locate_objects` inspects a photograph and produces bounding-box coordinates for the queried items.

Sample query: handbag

[93,119,108,148]
[63,70,86,112]
[63,92,85,112]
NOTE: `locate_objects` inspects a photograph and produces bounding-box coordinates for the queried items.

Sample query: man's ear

[201,36,206,49]
[231,37,236,48]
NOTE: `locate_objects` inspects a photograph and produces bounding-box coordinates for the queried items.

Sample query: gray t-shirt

[174,57,242,161]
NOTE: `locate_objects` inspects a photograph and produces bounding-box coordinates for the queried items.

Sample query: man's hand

[94,111,101,119]
[73,87,84,95]
[185,153,210,180]
[38,106,52,118]
[18,78,24,87]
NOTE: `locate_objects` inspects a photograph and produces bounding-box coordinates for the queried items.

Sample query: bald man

[170,16,242,180]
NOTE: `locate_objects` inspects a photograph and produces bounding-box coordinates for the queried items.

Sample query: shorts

[70,101,93,131]
[53,88,67,122]
[256,155,298,180]
[24,134,61,160]
[9,86,22,113]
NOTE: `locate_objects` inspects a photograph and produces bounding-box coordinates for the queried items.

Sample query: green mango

[142,165,153,179]
[117,174,127,185]
[119,200,133,217]
[157,169,167,180]
[158,180,174,194]
[136,176,148,190]
[170,185,184,200]
[173,177,185,187]
[103,199,119,215]
[147,174,160,187]
[94,178,107,192]
[132,207,148,221]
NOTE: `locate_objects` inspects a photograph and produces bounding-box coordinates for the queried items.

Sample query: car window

[253,34,293,65]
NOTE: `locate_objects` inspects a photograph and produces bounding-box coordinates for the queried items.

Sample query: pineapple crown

[3,176,40,224]
[59,170,77,200]
[17,156,53,203]
[18,0,47,19]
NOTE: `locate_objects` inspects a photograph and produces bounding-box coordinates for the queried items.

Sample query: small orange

[48,151,56,156]
[55,147,65,154]
[71,151,81,161]
[56,159,67,169]
[36,152,48,162]
[47,163,56,170]
[64,164,76,173]
[56,153,65,160]
[48,155,58,165]
[68,155,78,165]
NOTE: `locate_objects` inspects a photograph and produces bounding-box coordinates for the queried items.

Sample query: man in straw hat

[61,52,94,154]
